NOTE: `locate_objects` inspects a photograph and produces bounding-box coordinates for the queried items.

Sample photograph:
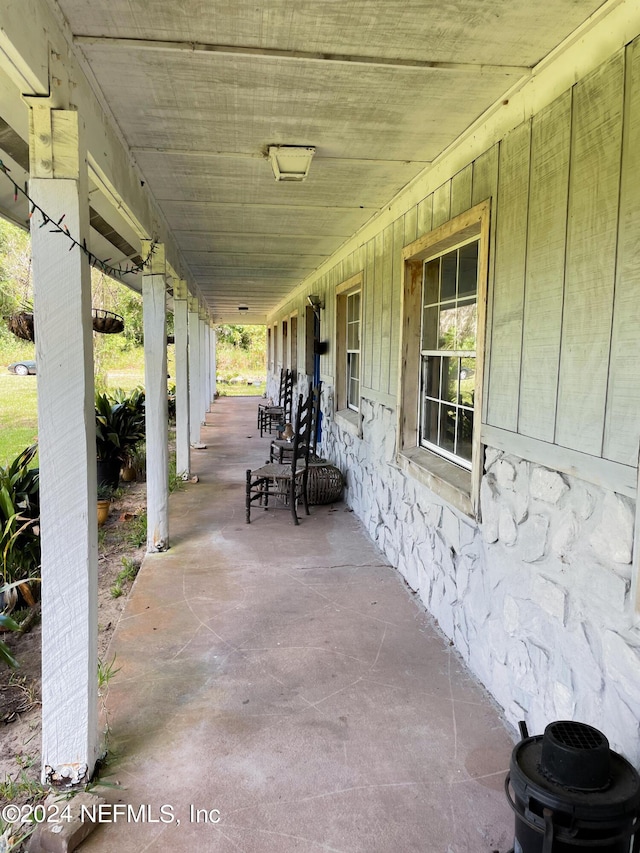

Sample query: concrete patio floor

[82,395,516,853]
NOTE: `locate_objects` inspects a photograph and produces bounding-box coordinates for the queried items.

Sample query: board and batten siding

[518,91,571,443]
[282,38,639,487]
[486,47,638,474]
[604,37,640,468]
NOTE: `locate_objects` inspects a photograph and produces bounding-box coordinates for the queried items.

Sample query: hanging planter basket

[6,308,125,339]
[6,311,35,342]
[92,309,124,334]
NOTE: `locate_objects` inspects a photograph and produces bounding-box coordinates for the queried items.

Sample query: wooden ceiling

[1,0,608,321]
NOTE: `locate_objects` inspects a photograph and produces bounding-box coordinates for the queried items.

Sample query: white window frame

[346,289,361,412]
[334,272,364,424]
[420,237,479,470]
[289,312,298,377]
[398,201,490,517]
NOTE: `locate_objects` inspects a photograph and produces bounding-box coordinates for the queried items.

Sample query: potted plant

[95,390,146,489]
[122,440,146,483]
[96,483,114,526]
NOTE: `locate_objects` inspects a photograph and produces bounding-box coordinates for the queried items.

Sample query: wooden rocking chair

[257,368,295,437]
[269,381,322,463]
[246,383,316,525]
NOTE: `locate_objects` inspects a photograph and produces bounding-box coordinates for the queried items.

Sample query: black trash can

[505,721,640,852]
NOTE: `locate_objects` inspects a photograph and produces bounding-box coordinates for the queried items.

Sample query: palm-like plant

[95,391,146,463]
[0,608,20,668]
[0,443,40,589]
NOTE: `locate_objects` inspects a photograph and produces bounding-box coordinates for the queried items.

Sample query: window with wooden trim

[398,201,489,516]
[346,290,361,411]
[335,273,363,415]
[282,319,288,368]
[290,313,298,376]
[273,323,279,370]
[421,239,478,469]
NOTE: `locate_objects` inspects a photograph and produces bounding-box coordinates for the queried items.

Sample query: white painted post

[204,321,212,411]
[188,297,203,447]
[199,313,208,420]
[174,279,190,477]
[211,326,217,401]
[28,106,99,785]
[142,240,169,552]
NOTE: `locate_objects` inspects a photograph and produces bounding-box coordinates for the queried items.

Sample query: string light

[0,159,157,279]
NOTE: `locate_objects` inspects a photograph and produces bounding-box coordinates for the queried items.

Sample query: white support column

[29,105,99,785]
[188,297,204,448]
[142,240,169,552]
[204,320,212,411]
[174,279,190,478]
[211,326,217,401]
[199,312,208,420]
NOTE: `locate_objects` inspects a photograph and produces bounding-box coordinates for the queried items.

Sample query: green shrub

[95,390,146,463]
[0,609,20,668]
[0,444,40,588]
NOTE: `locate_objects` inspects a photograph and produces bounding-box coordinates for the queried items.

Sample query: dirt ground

[0,479,147,800]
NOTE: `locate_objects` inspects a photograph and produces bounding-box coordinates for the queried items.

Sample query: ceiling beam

[171,229,347,238]
[183,250,326,257]
[131,147,429,166]
[159,200,377,211]
[74,35,531,76]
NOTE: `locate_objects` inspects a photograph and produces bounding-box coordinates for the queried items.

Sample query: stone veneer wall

[322,395,640,765]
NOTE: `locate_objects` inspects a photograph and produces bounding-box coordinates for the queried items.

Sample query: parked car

[7,360,36,376]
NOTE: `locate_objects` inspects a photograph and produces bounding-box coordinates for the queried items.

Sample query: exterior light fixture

[307,294,324,311]
[268,145,316,182]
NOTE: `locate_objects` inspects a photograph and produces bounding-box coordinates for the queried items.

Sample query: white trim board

[481,424,636,498]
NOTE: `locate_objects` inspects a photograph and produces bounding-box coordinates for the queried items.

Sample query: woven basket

[6,311,35,341]
[306,464,344,506]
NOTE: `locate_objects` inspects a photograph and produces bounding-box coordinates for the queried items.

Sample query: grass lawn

[0,372,39,466]
[104,367,145,392]
[0,370,263,466]
[0,367,148,467]
[217,380,264,397]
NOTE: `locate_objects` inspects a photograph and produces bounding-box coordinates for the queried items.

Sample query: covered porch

[0,0,639,817]
[81,395,514,852]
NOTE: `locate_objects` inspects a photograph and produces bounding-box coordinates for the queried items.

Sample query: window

[398,201,489,515]
[290,314,298,376]
[273,323,279,369]
[282,319,288,368]
[346,290,361,411]
[420,240,478,469]
[335,272,363,417]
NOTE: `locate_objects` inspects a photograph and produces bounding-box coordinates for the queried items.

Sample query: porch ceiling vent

[268,145,315,182]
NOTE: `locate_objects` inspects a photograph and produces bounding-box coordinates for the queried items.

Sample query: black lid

[541,721,610,790]
[510,723,640,819]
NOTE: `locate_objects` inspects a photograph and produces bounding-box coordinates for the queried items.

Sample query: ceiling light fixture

[268,145,316,182]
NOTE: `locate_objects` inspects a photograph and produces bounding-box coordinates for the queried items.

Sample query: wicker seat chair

[257,368,295,437]
[246,383,317,525]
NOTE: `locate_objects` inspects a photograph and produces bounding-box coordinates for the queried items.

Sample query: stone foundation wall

[322,395,640,764]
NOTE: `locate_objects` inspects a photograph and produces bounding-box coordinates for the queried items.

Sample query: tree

[215,324,254,350]
[0,220,31,321]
